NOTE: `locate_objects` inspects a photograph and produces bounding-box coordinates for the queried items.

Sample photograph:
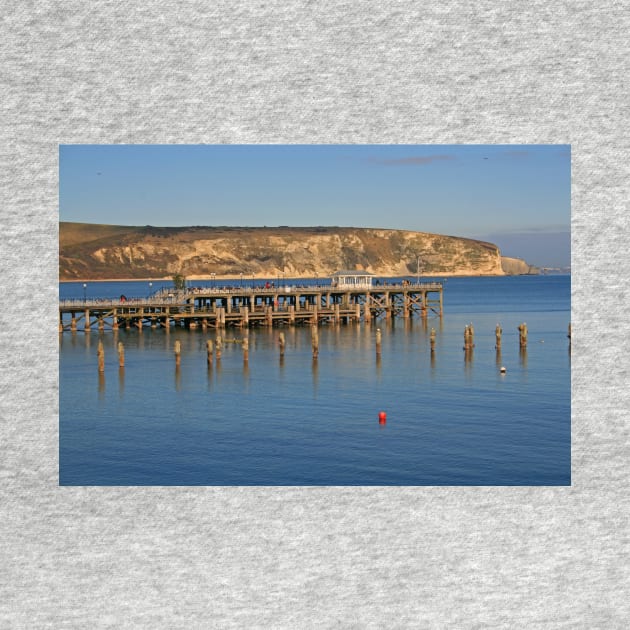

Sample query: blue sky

[59,144,570,267]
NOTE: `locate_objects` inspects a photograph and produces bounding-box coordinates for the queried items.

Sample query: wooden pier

[59,282,443,332]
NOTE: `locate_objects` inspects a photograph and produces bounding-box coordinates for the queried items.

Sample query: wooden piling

[364,301,371,323]
[215,335,222,361]
[495,324,502,349]
[311,326,319,360]
[206,339,213,366]
[71,316,77,332]
[97,340,105,372]
[174,340,181,367]
[376,328,382,358]
[464,325,471,350]
[518,323,528,348]
[430,327,436,352]
[242,337,249,363]
[117,341,124,368]
[278,332,285,358]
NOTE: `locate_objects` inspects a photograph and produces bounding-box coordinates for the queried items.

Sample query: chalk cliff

[60,222,533,280]
[500,256,539,275]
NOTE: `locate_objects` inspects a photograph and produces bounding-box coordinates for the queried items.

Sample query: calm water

[59,275,571,485]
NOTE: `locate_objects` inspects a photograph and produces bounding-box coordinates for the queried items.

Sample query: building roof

[330,270,375,277]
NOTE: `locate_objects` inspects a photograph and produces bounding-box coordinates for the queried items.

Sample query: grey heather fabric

[1,1,628,628]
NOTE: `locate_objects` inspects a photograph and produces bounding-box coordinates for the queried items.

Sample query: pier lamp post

[240,272,243,288]
[83,283,87,302]
[416,256,421,285]
[211,272,216,288]
[148,281,152,297]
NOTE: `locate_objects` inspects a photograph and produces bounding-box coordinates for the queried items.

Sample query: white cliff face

[60,224,510,280]
[500,256,539,275]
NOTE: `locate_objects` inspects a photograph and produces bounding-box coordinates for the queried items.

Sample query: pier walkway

[59,282,443,332]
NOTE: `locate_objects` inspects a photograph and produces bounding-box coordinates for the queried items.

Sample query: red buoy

[378,411,387,424]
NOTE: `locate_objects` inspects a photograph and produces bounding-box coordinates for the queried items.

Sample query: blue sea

[59,275,571,485]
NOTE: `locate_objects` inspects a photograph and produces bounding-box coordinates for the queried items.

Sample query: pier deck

[59,282,443,332]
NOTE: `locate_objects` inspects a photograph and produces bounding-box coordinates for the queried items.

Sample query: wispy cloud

[369,155,455,166]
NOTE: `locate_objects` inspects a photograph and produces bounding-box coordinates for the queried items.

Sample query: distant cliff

[59,222,534,280]
[500,256,539,275]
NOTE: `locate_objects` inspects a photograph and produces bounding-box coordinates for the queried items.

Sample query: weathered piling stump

[430,327,436,353]
[518,323,528,348]
[206,339,213,367]
[311,326,319,360]
[242,337,249,363]
[463,325,472,351]
[376,328,382,358]
[215,336,222,361]
[97,340,105,372]
[174,340,181,367]
[118,341,125,368]
[278,332,285,358]
[495,324,502,350]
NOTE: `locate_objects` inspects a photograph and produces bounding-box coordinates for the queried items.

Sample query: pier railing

[61,281,444,308]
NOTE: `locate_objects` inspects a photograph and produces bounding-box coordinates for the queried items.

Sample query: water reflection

[118,367,125,397]
[175,365,181,391]
[311,358,319,396]
[98,372,105,398]
[519,347,528,369]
